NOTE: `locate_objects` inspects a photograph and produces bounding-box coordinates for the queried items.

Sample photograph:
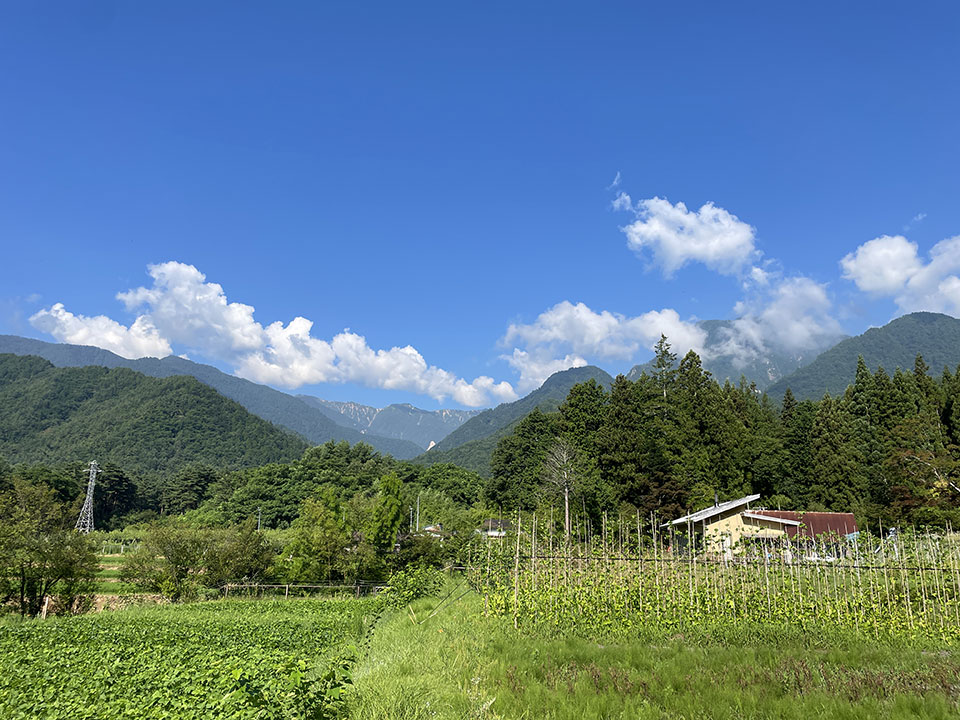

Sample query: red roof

[749,511,858,539]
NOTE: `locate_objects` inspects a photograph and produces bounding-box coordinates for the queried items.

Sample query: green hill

[0,354,308,475]
[767,312,960,400]
[0,336,422,458]
[415,365,614,475]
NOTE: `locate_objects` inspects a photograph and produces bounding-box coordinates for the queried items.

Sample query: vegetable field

[472,518,960,645]
[0,597,376,719]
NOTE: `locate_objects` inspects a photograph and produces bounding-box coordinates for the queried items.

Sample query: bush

[383,567,445,608]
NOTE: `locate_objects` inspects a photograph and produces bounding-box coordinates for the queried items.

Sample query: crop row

[471,524,960,645]
[0,597,376,719]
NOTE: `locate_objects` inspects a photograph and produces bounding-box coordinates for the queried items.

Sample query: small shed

[476,518,514,539]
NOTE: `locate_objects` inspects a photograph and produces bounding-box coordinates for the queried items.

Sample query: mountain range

[4,311,960,476]
[415,312,960,475]
[0,336,427,459]
[766,312,960,400]
[297,397,480,451]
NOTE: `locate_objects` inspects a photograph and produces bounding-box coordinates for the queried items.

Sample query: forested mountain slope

[416,366,614,474]
[0,336,422,458]
[298,397,480,450]
[767,312,960,400]
[0,354,308,475]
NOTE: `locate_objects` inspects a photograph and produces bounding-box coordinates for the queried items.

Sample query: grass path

[347,590,960,720]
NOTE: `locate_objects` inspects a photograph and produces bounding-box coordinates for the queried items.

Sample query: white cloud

[501,301,707,391]
[841,234,960,315]
[712,276,843,367]
[840,235,924,295]
[29,303,172,359]
[619,196,758,276]
[30,261,517,407]
[237,319,517,405]
[504,349,588,393]
[118,262,264,358]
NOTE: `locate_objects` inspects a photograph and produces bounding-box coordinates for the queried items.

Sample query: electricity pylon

[74,461,99,534]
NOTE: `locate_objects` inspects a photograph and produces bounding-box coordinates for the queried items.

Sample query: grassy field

[347,590,960,720]
[2,574,958,719]
[0,597,377,719]
[93,554,137,595]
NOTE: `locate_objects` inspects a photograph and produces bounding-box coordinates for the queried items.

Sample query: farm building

[476,518,514,539]
[665,494,858,556]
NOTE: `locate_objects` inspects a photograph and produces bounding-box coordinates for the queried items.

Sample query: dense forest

[4,337,960,604]
[486,338,960,528]
[0,354,308,475]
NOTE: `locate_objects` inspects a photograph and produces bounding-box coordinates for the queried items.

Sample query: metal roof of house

[748,511,858,539]
[742,511,801,526]
[666,494,761,526]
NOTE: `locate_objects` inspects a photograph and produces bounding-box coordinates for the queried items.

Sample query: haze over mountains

[416,365,615,475]
[627,319,839,391]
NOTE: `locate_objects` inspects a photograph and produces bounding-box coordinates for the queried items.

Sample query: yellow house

[665,494,801,557]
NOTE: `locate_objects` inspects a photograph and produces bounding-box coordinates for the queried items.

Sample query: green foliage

[370,473,404,552]
[770,311,960,400]
[350,592,960,720]
[0,597,374,719]
[0,481,98,616]
[476,529,960,646]
[0,354,308,477]
[418,365,614,471]
[383,566,445,608]
[482,343,960,527]
[280,491,352,584]
[121,519,273,600]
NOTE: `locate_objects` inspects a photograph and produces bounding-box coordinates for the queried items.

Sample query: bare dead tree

[542,437,577,544]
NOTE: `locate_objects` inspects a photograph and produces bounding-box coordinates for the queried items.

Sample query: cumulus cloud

[30,261,517,407]
[502,301,707,390]
[841,234,960,315]
[618,196,758,276]
[30,303,172,359]
[503,349,588,395]
[840,235,924,295]
[118,262,264,358]
[237,319,516,405]
[717,276,844,365]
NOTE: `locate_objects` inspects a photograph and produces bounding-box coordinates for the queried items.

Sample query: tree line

[486,337,960,529]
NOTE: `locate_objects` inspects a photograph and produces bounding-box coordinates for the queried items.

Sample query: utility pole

[416,494,420,532]
[74,461,99,534]
[257,506,262,531]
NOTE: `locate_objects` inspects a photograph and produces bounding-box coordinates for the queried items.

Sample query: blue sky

[2,2,959,408]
